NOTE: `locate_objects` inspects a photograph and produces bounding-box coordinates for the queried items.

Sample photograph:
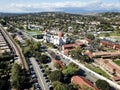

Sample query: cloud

[2,0,120,13]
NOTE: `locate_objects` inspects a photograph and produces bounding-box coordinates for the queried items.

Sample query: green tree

[104,33,110,37]
[62,63,79,76]
[54,63,61,70]
[95,79,110,90]
[86,34,95,40]
[70,47,83,60]
[23,46,31,57]
[52,81,69,90]
[0,79,7,90]
[10,63,26,89]
[49,70,63,81]
[38,54,49,64]
[32,42,41,51]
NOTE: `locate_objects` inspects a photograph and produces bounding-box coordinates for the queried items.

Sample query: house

[71,76,99,90]
[93,51,120,58]
[62,41,85,55]
[0,33,11,54]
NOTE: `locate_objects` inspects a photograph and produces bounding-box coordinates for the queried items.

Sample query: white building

[44,31,67,46]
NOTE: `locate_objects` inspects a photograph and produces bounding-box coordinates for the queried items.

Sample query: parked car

[34,82,41,89]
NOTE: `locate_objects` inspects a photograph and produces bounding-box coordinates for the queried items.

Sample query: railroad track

[0,24,28,70]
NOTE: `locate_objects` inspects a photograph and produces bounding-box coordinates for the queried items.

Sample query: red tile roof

[100,41,120,49]
[52,59,65,69]
[71,76,99,90]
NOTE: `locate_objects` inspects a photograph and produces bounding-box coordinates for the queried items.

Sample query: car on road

[39,65,42,69]
[34,82,41,90]
[48,85,53,90]
[29,65,33,69]
[43,73,47,77]
[31,74,37,79]
[32,78,38,83]
[44,76,48,79]
[41,69,45,73]
[30,70,36,74]
[55,55,61,60]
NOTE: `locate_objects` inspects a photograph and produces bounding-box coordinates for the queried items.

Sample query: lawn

[26,30,43,35]
[114,59,120,66]
[86,64,110,79]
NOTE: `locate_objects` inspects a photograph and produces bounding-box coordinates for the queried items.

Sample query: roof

[100,41,120,49]
[71,76,99,90]
[52,59,65,69]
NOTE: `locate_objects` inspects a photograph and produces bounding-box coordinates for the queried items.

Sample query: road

[29,57,50,90]
[48,49,98,83]
[0,24,28,69]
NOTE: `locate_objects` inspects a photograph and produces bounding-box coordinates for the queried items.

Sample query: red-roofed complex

[62,41,85,55]
[100,41,120,49]
[94,59,120,80]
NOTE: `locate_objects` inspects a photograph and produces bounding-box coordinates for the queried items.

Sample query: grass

[114,59,120,66]
[86,64,110,79]
[99,32,120,40]
[26,30,43,35]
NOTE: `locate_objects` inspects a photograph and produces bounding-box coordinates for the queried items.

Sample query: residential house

[71,76,99,90]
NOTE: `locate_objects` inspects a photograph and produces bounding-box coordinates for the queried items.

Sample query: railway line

[0,24,28,70]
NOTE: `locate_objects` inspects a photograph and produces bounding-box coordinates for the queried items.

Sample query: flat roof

[0,43,7,46]
[0,46,9,50]
[0,49,11,53]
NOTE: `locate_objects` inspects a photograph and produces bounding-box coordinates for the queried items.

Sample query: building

[94,59,120,79]
[62,40,85,55]
[44,31,67,46]
[28,24,43,30]
[71,76,99,90]
[100,37,120,49]
[0,32,11,54]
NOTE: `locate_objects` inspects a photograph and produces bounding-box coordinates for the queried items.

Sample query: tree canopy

[49,70,63,82]
[95,79,110,90]
[10,63,27,89]
[62,63,79,76]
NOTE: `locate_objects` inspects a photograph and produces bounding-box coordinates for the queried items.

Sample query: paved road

[48,49,98,83]
[29,57,49,90]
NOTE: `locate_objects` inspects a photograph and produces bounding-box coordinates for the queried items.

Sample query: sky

[0,0,120,13]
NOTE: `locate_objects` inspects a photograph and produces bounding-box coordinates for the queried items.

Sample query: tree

[23,46,31,57]
[53,82,68,90]
[54,84,68,90]
[54,63,61,70]
[66,83,80,90]
[32,42,41,51]
[69,62,78,68]
[0,79,7,90]
[104,33,110,37]
[86,34,95,40]
[62,63,79,76]
[38,54,50,64]
[52,81,62,88]
[95,79,110,90]
[10,63,26,89]
[49,70,63,81]
[70,47,83,60]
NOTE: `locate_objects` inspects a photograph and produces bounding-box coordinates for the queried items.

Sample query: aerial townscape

[0,0,120,90]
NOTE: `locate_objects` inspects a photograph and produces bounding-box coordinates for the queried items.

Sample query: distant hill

[0,12,120,17]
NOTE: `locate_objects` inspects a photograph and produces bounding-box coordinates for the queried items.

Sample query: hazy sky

[0,0,120,13]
